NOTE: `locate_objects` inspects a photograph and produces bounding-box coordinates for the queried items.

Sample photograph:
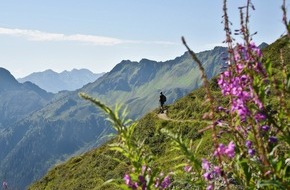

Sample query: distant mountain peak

[213,46,227,50]
[18,69,105,93]
[0,67,17,80]
[43,69,56,73]
[0,67,20,89]
[140,58,154,63]
[120,60,134,64]
[258,42,269,49]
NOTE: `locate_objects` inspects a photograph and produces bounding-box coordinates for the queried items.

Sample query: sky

[0,0,287,78]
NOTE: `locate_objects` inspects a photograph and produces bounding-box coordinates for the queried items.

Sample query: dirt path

[157,112,212,133]
[157,112,190,122]
[157,113,174,121]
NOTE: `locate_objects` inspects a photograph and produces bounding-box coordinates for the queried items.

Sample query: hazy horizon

[0,0,286,78]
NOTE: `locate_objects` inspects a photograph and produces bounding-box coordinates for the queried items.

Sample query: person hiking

[159,92,167,113]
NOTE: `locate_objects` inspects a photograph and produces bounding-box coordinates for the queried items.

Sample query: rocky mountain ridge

[18,68,105,93]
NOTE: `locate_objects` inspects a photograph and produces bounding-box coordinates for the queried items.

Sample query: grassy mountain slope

[0,47,227,189]
[29,37,290,190]
[82,47,227,119]
[29,86,216,190]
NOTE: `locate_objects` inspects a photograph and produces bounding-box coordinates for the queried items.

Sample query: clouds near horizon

[0,27,175,46]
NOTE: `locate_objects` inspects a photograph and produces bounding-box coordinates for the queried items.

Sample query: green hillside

[29,83,217,190]
[0,46,228,188]
[81,47,227,119]
[29,36,290,190]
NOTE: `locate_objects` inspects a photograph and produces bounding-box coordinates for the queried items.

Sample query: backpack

[162,95,167,102]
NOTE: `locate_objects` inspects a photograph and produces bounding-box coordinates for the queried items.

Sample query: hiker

[159,92,167,113]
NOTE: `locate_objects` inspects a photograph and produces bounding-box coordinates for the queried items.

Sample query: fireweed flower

[248,148,255,157]
[253,98,264,110]
[245,140,255,156]
[231,100,251,120]
[261,125,270,131]
[124,174,131,186]
[125,166,171,190]
[154,178,160,188]
[254,112,266,122]
[132,182,138,189]
[201,161,223,187]
[245,140,252,148]
[213,166,221,175]
[214,143,226,156]
[214,119,224,126]
[218,43,266,123]
[203,172,213,181]
[138,175,146,186]
[184,165,192,172]
[203,41,274,188]
[213,141,235,158]
[269,136,278,143]
[154,174,171,189]
[160,175,171,189]
[202,159,210,170]
[214,32,280,188]
[217,106,226,112]
[206,184,214,190]
[124,174,139,189]
[225,141,235,158]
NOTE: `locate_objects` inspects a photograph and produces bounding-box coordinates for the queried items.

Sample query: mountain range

[0,46,228,188]
[0,68,54,128]
[18,69,105,93]
[28,37,289,190]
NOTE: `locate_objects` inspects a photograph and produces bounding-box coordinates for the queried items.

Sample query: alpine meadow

[29,1,290,190]
[1,0,290,190]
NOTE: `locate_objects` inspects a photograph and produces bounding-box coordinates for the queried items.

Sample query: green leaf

[286,73,290,91]
[265,58,273,76]
[257,180,286,190]
[194,138,203,154]
[239,159,252,183]
[276,160,283,172]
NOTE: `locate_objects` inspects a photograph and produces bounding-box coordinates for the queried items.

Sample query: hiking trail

[157,112,212,133]
[157,113,173,121]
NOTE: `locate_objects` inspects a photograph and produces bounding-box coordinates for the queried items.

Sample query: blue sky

[0,0,287,78]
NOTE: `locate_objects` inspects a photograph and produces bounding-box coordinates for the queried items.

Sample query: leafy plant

[175,0,290,189]
[80,93,172,190]
[80,1,290,189]
[27,1,290,190]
